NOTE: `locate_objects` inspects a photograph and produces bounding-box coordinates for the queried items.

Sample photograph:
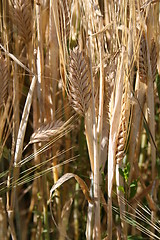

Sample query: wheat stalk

[145,7,157,238]
[0,198,7,239]
[108,46,126,240]
[115,76,131,240]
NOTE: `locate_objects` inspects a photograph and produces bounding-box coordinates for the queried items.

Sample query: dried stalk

[128,77,146,186]
[32,90,43,240]
[49,0,59,118]
[36,3,50,239]
[74,183,79,240]
[11,74,37,206]
[0,97,11,141]
[0,198,7,240]
[108,47,125,240]
[36,1,45,118]
[93,14,104,240]
[145,9,157,239]
[87,33,100,239]
[116,78,131,240]
[49,0,62,225]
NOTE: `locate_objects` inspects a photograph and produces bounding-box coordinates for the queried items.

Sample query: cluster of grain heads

[0,0,160,239]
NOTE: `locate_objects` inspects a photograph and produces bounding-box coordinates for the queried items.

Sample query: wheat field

[0,0,160,239]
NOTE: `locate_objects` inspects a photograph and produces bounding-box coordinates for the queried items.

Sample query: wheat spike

[10,0,32,43]
[116,90,130,163]
[30,120,63,144]
[150,40,157,81]
[58,0,70,41]
[139,33,148,83]
[0,56,9,108]
[68,47,91,116]
[115,80,130,166]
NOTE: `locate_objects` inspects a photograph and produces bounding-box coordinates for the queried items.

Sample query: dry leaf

[50,173,93,204]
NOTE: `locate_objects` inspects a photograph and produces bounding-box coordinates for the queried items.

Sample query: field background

[0,0,160,239]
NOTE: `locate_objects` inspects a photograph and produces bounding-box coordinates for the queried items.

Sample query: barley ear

[68,47,91,116]
[0,56,9,109]
[150,40,157,81]
[58,0,70,41]
[30,120,64,144]
[10,0,32,43]
[139,33,148,83]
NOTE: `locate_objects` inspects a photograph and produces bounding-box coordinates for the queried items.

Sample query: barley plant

[0,0,160,239]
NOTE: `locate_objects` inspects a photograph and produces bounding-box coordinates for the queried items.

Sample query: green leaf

[119,163,130,182]
[119,168,124,178]
[127,235,143,240]
[123,163,130,182]
[129,179,139,199]
[130,182,136,188]
[118,186,125,193]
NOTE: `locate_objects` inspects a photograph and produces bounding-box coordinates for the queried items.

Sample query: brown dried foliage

[68,47,91,116]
